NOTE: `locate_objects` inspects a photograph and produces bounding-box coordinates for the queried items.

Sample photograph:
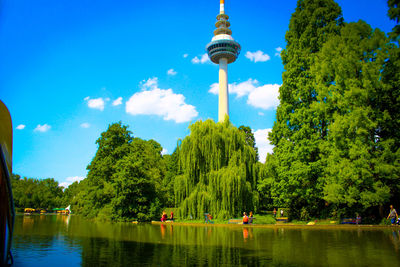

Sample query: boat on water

[0,100,14,265]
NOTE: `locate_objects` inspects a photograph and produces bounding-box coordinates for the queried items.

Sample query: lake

[12,215,400,266]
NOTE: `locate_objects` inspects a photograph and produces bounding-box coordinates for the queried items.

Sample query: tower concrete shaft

[218,58,228,122]
[206,0,240,122]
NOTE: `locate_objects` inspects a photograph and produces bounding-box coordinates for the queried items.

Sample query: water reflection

[12,215,400,266]
[390,230,400,251]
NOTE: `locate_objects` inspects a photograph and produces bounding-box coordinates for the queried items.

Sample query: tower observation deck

[206,0,241,122]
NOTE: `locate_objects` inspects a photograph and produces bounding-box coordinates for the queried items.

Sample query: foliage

[11,174,63,210]
[239,125,259,161]
[260,0,400,219]
[264,0,344,218]
[76,122,167,221]
[163,150,179,207]
[174,119,259,219]
[388,0,400,40]
[314,21,394,214]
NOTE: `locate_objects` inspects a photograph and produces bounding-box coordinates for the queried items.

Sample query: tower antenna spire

[206,0,241,122]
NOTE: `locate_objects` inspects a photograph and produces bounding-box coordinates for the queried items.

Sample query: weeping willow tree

[174,119,259,219]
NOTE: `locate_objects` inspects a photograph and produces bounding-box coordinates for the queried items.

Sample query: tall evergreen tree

[266,0,344,218]
[313,21,393,215]
[380,0,400,208]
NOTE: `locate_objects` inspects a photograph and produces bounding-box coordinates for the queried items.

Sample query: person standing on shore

[273,208,277,217]
[387,205,398,225]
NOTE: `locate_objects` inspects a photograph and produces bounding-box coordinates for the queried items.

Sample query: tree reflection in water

[12,215,400,266]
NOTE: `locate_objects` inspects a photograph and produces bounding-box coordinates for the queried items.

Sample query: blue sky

[0,0,396,188]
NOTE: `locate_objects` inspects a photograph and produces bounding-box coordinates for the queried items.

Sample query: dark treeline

[11,174,65,210]
[12,0,400,222]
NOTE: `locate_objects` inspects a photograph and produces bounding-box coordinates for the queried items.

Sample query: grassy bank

[172,214,277,224]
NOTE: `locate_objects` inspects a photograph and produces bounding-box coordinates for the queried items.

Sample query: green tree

[62,180,85,207]
[174,119,259,219]
[81,122,133,218]
[163,149,179,207]
[388,0,400,40]
[78,122,167,221]
[313,21,393,215]
[111,138,166,221]
[380,0,400,208]
[265,0,343,218]
[239,125,259,161]
[11,174,63,210]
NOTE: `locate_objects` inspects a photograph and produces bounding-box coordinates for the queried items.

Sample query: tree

[388,0,400,40]
[78,122,167,221]
[111,138,166,221]
[265,0,344,218]
[313,21,393,216]
[11,174,63,210]
[163,150,179,207]
[379,0,400,208]
[81,122,133,218]
[174,119,259,219]
[239,125,259,161]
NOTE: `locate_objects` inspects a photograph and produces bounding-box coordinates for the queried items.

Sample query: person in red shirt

[243,212,249,224]
[161,211,167,222]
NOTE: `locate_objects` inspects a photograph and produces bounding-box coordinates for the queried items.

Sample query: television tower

[206,0,241,122]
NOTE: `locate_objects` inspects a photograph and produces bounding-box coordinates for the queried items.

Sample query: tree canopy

[76,122,167,221]
[174,119,259,219]
[11,174,63,210]
[260,0,400,219]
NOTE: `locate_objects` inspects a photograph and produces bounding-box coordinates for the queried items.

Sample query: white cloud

[80,122,90,128]
[16,124,25,130]
[209,79,280,110]
[59,176,85,188]
[247,84,280,110]
[275,47,283,57]
[34,124,51,132]
[191,53,210,64]
[231,79,259,98]
[126,77,198,123]
[112,97,123,106]
[209,79,257,98]
[258,112,264,116]
[167,69,177,76]
[245,50,271,62]
[183,53,189,58]
[105,97,110,102]
[254,128,274,163]
[161,148,168,155]
[140,77,158,90]
[85,97,105,111]
[209,83,219,95]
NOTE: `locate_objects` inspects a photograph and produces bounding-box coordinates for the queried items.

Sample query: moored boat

[0,100,14,265]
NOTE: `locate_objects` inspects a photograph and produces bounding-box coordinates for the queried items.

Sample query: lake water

[12,215,400,266]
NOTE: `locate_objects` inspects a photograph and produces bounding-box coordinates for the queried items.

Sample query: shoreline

[150,221,400,230]
[19,214,399,229]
